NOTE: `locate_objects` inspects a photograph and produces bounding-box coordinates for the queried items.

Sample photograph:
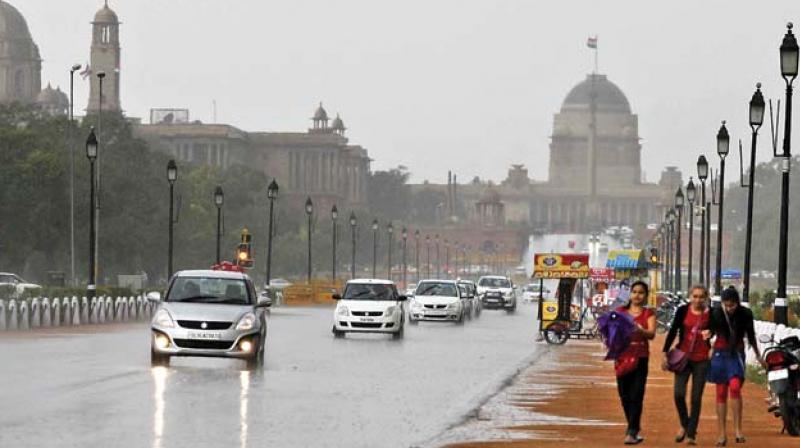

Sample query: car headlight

[153,309,175,328]
[337,306,350,316]
[411,302,423,310]
[385,306,397,315]
[447,302,459,310]
[236,312,256,330]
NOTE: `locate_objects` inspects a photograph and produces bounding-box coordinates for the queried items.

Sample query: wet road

[0,303,544,448]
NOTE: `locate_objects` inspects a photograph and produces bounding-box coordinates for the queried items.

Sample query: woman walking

[662,285,711,445]
[615,280,656,445]
[706,286,764,446]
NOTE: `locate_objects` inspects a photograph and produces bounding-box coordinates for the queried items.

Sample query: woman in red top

[615,280,656,445]
[662,285,711,445]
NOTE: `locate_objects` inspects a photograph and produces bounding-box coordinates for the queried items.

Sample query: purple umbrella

[597,310,635,360]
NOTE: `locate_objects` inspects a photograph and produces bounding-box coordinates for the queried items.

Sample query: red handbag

[615,354,639,377]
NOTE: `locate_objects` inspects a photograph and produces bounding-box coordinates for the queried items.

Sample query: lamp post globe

[781,22,799,80]
[697,155,709,181]
[750,83,766,129]
[167,159,178,183]
[86,128,98,160]
[675,187,685,208]
[267,179,279,199]
[305,197,313,215]
[214,186,224,207]
[717,121,730,158]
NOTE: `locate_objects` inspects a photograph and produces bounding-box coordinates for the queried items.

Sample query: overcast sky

[19,0,800,184]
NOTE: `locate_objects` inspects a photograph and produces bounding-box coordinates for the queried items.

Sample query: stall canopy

[533,253,590,279]
[605,250,646,270]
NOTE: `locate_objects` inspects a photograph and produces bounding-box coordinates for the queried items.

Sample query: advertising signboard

[533,253,590,279]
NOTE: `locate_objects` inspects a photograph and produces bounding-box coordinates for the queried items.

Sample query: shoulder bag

[666,308,705,373]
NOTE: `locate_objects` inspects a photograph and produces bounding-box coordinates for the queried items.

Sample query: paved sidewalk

[441,336,797,447]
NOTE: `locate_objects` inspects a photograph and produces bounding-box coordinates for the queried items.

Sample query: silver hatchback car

[149,270,270,369]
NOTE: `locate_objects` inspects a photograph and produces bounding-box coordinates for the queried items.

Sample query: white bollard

[80,297,89,323]
[7,299,17,330]
[97,298,105,324]
[128,297,137,321]
[41,298,51,327]
[0,299,6,330]
[136,296,144,320]
[90,297,98,324]
[52,298,61,326]
[104,297,113,322]
[71,297,80,325]
[30,298,41,328]
[19,300,29,330]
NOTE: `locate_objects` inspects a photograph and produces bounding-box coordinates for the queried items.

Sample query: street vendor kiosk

[533,253,594,345]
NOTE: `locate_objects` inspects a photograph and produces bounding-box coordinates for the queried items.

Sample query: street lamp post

[742,84,765,303]
[675,188,685,293]
[776,23,798,324]
[697,155,709,285]
[686,179,696,288]
[402,227,408,288]
[667,209,675,291]
[331,205,338,282]
[69,63,81,286]
[86,128,98,300]
[435,234,441,278]
[387,223,394,280]
[444,238,450,278]
[94,71,105,286]
[371,219,378,278]
[167,160,178,279]
[425,234,431,278]
[305,197,313,283]
[266,180,278,285]
[349,212,357,279]
[714,121,730,296]
[214,186,224,264]
[414,230,420,284]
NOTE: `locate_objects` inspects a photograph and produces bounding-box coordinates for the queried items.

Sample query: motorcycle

[760,333,800,435]
[655,293,685,334]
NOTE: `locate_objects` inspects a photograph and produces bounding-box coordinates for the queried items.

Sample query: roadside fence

[0,296,155,331]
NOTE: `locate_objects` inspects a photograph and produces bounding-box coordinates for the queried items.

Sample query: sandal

[687,438,697,446]
[716,439,727,447]
[735,436,746,443]
[675,429,687,443]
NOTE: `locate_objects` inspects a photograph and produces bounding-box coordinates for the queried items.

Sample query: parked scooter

[761,333,800,435]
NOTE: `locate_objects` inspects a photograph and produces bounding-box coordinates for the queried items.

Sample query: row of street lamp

[655,23,797,326]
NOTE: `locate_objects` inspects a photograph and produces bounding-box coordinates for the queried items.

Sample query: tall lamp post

[371,219,378,278]
[86,128,98,300]
[674,188,685,293]
[714,122,730,296]
[305,197,313,283]
[265,180,278,285]
[776,23,798,324]
[667,209,675,291]
[414,230,420,284]
[402,227,408,288]
[69,63,81,286]
[167,160,178,279]
[742,84,765,303]
[349,212,357,279]
[331,205,338,282]
[214,186,224,264]
[697,155,709,285]
[444,238,450,278]
[387,223,394,280]
[425,234,431,278]
[686,179,696,287]
[435,234,441,278]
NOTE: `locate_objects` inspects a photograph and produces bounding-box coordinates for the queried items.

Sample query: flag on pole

[79,63,91,79]
[587,36,597,49]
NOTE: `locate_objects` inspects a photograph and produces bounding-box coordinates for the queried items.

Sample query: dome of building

[93,2,119,23]
[313,102,328,121]
[0,2,40,60]
[37,83,68,115]
[331,114,345,131]
[561,74,631,114]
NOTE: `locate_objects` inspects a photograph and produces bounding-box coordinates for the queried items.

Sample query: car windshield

[479,278,511,288]
[523,285,538,292]
[0,274,17,283]
[416,282,458,297]
[342,283,397,300]
[166,276,252,304]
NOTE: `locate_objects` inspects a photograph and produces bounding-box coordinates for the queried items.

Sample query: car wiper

[176,295,223,302]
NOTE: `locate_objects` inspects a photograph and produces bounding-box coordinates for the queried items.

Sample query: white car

[522,283,550,302]
[409,279,465,324]
[332,279,407,339]
[476,275,517,313]
[0,273,42,297]
[404,283,417,298]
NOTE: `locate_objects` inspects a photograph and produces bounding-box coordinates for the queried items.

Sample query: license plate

[359,317,375,322]
[187,331,222,340]
[768,369,789,382]
[427,312,446,316]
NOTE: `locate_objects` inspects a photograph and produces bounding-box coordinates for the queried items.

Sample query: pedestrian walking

[705,286,765,446]
[662,285,711,445]
[614,280,656,445]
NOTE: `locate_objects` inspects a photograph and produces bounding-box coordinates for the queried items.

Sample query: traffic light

[235,228,254,268]
[649,247,659,264]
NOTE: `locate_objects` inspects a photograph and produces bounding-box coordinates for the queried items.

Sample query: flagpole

[594,35,598,74]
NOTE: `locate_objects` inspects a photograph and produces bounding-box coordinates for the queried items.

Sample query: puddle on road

[421,341,620,447]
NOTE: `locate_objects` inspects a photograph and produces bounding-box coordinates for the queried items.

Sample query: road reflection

[240,370,250,448]
[151,366,168,448]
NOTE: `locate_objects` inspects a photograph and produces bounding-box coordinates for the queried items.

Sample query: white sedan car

[409,279,465,324]
[0,272,42,297]
[332,279,407,339]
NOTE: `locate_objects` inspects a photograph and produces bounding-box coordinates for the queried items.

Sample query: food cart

[533,253,594,345]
